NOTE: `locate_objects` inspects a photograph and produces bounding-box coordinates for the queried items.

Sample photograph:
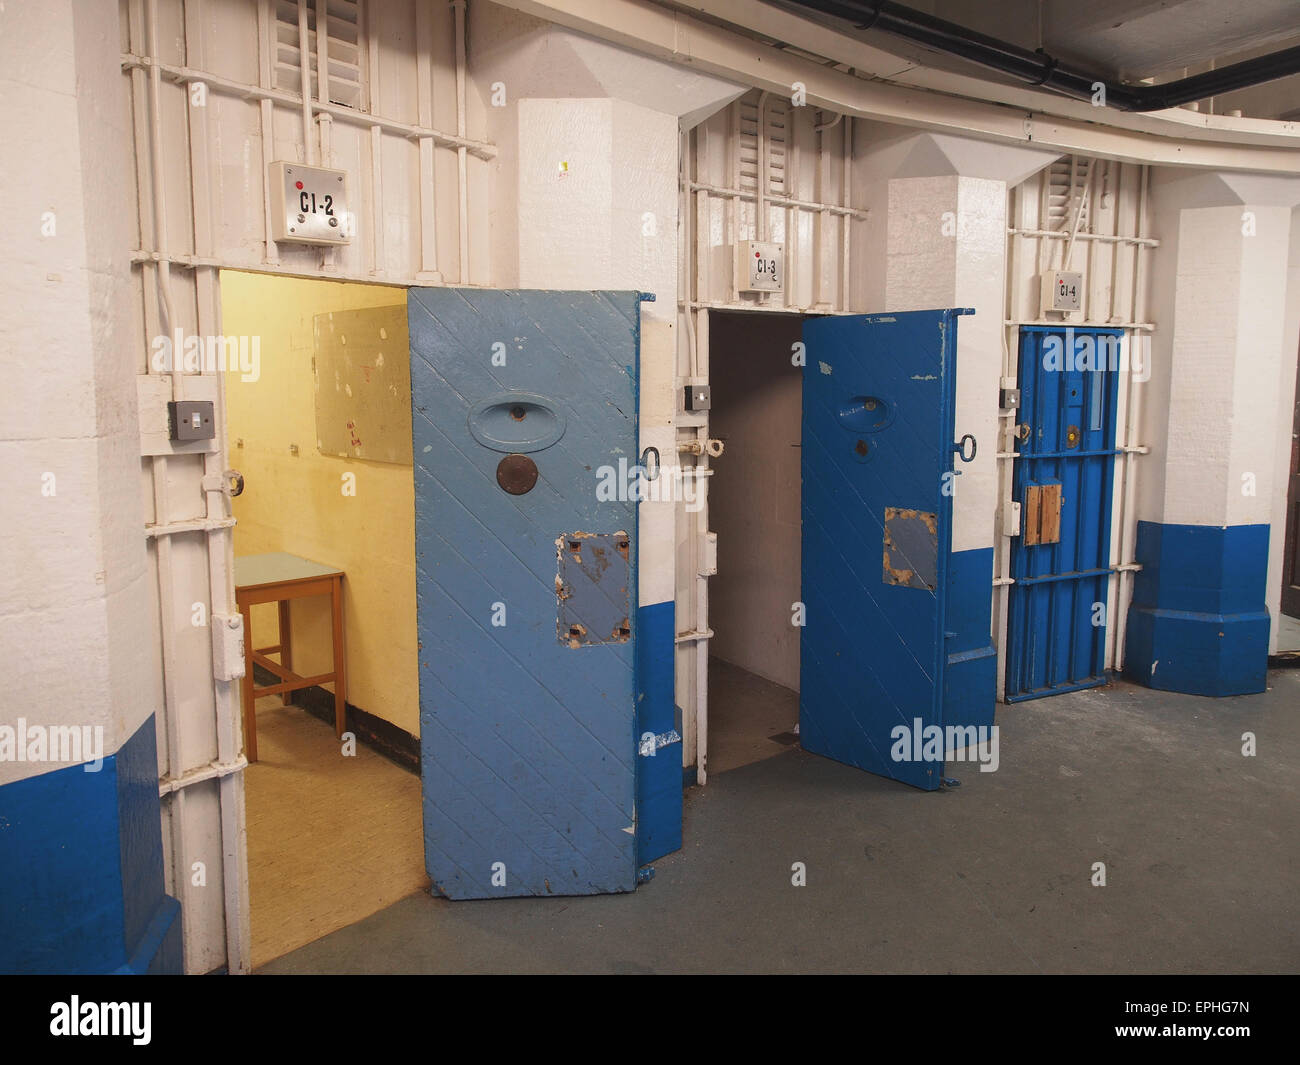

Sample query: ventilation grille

[737,94,789,197]
[274,0,364,111]
[1046,156,1092,232]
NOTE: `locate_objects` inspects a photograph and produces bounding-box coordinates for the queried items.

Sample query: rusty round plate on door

[496,453,538,495]
[1065,424,1081,449]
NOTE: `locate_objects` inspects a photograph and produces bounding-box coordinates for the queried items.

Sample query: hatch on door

[799,308,994,790]
[409,288,677,899]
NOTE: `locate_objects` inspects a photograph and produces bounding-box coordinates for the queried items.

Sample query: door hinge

[211,613,246,682]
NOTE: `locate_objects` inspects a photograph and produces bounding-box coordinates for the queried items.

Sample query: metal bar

[1006,318,1155,330]
[130,249,480,289]
[1019,447,1126,459]
[145,516,237,537]
[1008,227,1158,247]
[688,180,870,219]
[297,0,315,165]
[454,0,470,281]
[119,53,496,158]
[159,756,250,796]
[1016,566,1119,586]
[1004,675,1108,702]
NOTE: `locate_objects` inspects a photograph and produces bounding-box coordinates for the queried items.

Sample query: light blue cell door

[1005,327,1122,700]
[800,309,996,791]
[409,288,678,900]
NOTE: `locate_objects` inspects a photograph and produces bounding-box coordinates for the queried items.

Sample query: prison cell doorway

[1005,327,1123,701]
[707,307,996,790]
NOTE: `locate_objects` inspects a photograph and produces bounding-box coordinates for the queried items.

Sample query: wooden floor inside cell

[245,696,427,968]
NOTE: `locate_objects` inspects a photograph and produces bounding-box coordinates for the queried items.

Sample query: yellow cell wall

[220,271,419,737]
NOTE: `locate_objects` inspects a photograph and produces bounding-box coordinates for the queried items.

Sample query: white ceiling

[906,0,1300,82]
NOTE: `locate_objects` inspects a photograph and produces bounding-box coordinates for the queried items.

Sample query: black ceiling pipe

[778,0,1300,112]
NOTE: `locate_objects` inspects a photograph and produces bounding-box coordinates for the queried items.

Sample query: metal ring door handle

[955,435,977,463]
[641,446,661,481]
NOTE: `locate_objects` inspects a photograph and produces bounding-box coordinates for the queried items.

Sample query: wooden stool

[234,553,346,763]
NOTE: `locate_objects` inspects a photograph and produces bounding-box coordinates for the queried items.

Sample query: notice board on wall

[313,304,412,465]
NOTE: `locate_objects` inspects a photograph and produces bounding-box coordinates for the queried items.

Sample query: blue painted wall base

[636,600,682,864]
[0,715,181,974]
[1123,521,1270,697]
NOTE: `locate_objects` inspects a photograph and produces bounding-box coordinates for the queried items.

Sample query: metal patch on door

[882,507,938,591]
[556,532,631,647]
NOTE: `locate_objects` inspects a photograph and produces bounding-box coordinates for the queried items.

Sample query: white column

[1126,169,1300,693]
[853,125,1058,555]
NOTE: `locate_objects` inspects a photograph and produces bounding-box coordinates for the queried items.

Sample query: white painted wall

[0,0,156,787]
[707,313,804,692]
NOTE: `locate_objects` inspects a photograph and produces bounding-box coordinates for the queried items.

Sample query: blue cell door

[1005,327,1123,701]
[800,308,995,791]
[409,288,676,899]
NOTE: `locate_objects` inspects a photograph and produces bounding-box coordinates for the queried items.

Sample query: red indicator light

[755,251,760,257]
[295,181,304,190]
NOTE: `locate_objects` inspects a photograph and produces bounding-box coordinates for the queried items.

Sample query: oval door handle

[955,435,977,463]
[641,446,661,481]
[227,469,245,496]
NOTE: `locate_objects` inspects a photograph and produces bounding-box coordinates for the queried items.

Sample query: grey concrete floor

[706,657,799,774]
[260,670,1300,974]
[1276,613,1300,653]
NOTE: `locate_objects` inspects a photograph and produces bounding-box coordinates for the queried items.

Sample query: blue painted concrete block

[1123,522,1270,697]
[0,715,181,974]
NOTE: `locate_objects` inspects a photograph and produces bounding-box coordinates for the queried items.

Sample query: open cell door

[409,288,677,899]
[800,308,995,790]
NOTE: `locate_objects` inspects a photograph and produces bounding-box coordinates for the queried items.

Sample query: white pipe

[142,0,194,964]
[1112,165,1150,672]
[315,0,329,106]
[367,0,383,273]
[683,128,699,379]
[755,90,769,243]
[1063,157,1090,271]
[146,0,179,402]
[297,0,315,165]
[454,0,470,282]
[369,125,385,275]
[695,309,710,785]
[198,284,249,974]
[1008,227,1157,246]
[179,0,250,971]
[160,756,249,795]
[119,54,496,157]
[413,0,439,279]
[256,1,280,264]
[841,116,851,311]
[688,180,868,218]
